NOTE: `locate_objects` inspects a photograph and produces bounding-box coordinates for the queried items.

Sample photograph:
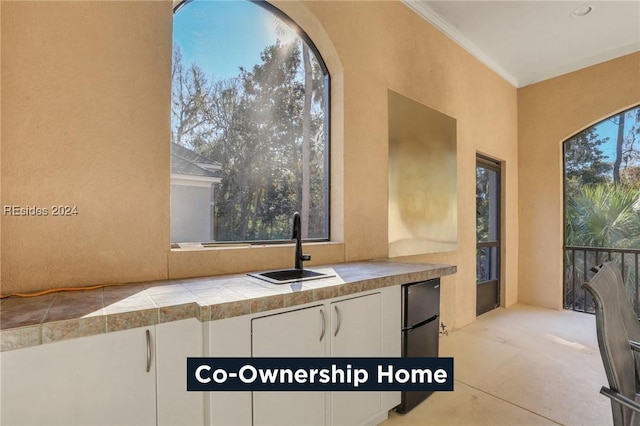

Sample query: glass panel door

[476,155,501,315]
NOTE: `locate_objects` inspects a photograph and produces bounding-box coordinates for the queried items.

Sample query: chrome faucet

[292,212,311,269]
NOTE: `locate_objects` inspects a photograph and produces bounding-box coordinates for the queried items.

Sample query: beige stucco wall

[2,1,173,291]
[517,52,640,310]
[1,0,519,330]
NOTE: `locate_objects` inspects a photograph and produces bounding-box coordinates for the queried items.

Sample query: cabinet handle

[334,305,341,337]
[146,329,152,373]
[319,309,326,341]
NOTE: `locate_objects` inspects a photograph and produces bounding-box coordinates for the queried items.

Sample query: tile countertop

[0,260,456,352]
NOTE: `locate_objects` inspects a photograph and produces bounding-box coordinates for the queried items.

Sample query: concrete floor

[382,304,612,426]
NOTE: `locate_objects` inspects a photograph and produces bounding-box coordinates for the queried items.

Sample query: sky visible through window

[173,0,297,80]
[564,106,640,185]
[596,118,635,161]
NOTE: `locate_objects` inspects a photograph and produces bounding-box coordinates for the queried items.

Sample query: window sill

[167,241,346,280]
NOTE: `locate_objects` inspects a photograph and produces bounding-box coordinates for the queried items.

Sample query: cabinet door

[209,315,252,426]
[156,318,205,426]
[252,305,327,426]
[0,327,156,426]
[331,293,382,426]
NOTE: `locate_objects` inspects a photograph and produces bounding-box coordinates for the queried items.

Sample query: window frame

[171,0,332,246]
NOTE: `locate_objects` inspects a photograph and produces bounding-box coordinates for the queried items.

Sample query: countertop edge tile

[0,325,42,352]
[42,317,107,345]
[250,294,285,314]
[106,309,159,333]
[283,290,314,308]
[158,302,200,324]
[209,300,251,321]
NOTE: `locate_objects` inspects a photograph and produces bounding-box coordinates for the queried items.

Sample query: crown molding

[402,0,520,88]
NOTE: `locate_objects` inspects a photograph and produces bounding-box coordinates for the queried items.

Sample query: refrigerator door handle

[402,314,438,332]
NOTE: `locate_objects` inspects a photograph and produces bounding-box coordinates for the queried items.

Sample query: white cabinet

[330,294,382,426]
[249,289,398,426]
[0,326,157,426]
[156,318,205,426]
[0,285,400,426]
[1,319,207,426]
[252,304,327,426]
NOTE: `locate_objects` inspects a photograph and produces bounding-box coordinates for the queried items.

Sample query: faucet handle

[301,254,311,261]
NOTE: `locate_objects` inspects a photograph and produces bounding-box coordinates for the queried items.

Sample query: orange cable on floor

[0,283,126,299]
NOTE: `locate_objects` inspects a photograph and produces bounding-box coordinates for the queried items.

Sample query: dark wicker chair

[582,262,640,426]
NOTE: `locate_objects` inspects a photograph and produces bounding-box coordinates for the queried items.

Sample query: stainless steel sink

[249,268,334,284]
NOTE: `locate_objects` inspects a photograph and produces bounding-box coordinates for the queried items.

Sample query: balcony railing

[564,246,640,316]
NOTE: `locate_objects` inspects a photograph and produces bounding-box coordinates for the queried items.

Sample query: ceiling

[403,1,640,88]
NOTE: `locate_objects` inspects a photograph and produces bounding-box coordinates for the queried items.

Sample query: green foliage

[563,108,640,314]
[564,127,611,183]
[564,106,640,248]
[609,109,640,184]
[171,39,328,242]
[564,127,611,202]
[566,184,640,249]
[476,168,489,242]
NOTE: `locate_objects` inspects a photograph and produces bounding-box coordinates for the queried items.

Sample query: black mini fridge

[396,278,441,414]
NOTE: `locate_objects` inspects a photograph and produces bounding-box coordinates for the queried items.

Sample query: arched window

[170,0,330,244]
[563,105,640,313]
